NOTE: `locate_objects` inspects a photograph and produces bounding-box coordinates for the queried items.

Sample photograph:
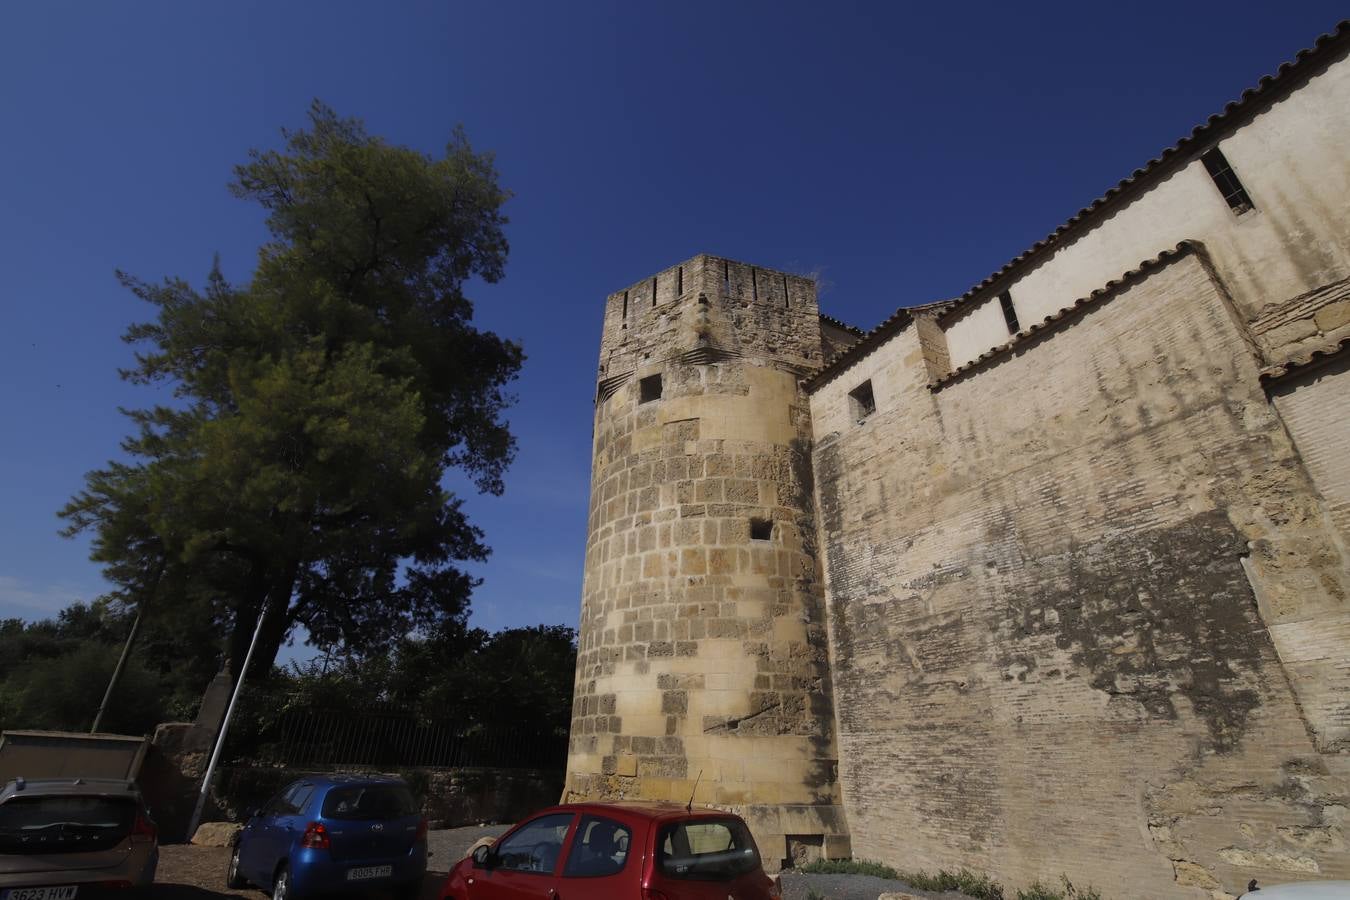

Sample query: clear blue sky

[0,2,1343,648]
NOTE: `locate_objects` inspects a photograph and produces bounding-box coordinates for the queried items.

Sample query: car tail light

[130,811,156,844]
[414,817,428,843]
[300,821,331,849]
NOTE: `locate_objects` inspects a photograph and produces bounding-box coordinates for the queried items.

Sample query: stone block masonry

[566,255,849,869]
[808,248,1350,897]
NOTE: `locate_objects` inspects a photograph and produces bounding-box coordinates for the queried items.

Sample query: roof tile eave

[803,19,1350,392]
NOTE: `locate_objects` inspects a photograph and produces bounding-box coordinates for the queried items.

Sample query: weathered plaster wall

[943,46,1350,372]
[567,256,849,869]
[809,250,1350,897]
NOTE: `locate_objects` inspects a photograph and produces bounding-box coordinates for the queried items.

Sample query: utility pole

[185,600,268,842]
[90,603,145,734]
[91,557,163,734]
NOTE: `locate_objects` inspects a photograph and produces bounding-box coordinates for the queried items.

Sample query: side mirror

[471,845,494,869]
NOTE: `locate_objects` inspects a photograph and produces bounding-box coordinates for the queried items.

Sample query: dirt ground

[154,825,511,900]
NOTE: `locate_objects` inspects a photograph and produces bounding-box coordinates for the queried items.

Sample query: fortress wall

[942,45,1350,373]
[808,249,1350,897]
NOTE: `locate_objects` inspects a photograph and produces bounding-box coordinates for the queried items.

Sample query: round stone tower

[565,254,849,867]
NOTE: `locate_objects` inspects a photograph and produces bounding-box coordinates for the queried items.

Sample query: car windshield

[0,795,136,854]
[657,818,760,881]
[320,785,416,821]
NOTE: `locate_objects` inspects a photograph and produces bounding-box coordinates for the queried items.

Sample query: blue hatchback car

[228,776,428,900]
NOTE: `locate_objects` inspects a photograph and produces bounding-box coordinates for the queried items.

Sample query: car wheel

[272,865,292,900]
[226,844,247,889]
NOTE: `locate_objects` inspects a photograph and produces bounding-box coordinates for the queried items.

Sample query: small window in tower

[749,518,773,541]
[639,374,663,404]
[849,379,876,422]
[1200,147,1255,215]
[998,291,1021,335]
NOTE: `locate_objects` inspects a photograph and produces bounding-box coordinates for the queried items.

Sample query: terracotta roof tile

[929,243,1198,390]
[1259,334,1350,383]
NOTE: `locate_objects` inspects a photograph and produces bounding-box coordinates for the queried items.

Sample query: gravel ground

[424,825,512,873]
[153,826,511,900]
[154,830,972,900]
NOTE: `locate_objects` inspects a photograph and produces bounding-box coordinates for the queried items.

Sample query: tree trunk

[226,564,271,685]
[250,560,303,679]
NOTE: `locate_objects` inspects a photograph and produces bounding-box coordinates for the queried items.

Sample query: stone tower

[565,254,849,867]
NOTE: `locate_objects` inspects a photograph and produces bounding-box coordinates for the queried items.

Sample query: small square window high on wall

[639,373,663,404]
[849,380,876,422]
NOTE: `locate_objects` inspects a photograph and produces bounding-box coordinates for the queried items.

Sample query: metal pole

[186,600,268,842]
[90,603,145,734]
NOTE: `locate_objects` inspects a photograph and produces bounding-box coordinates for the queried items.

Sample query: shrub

[1017,875,1103,900]
[894,867,1005,900]
[799,858,900,879]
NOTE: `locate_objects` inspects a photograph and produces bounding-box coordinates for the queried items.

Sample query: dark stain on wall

[1022,509,1267,752]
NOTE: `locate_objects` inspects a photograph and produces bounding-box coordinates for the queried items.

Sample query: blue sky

[0,1,1343,650]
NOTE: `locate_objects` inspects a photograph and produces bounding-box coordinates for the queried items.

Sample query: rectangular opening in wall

[848,379,876,422]
[723,260,731,295]
[749,518,773,541]
[1200,147,1255,214]
[652,277,658,307]
[639,373,663,404]
[998,290,1021,335]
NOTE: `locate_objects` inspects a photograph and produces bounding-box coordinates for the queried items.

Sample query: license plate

[3,888,78,900]
[346,866,392,881]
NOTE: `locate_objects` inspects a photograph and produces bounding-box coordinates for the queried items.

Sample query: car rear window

[0,795,137,854]
[320,785,416,821]
[657,818,760,881]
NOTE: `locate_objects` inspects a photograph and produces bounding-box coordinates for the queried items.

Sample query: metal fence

[225,701,567,772]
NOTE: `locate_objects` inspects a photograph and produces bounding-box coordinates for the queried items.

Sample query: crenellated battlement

[597,255,825,386]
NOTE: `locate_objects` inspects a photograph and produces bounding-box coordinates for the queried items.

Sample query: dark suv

[0,777,158,899]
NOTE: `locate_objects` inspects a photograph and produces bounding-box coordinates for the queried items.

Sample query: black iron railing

[225,699,566,772]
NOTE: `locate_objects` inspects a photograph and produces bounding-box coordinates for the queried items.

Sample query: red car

[441,801,780,900]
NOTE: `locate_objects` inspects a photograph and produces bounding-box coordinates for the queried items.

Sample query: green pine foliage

[59,103,523,683]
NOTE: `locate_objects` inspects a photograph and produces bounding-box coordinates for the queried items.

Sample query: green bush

[1017,875,1103,900]
[799,858,900,879]
[798,859,1103,900]
[898,869,1005,900]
